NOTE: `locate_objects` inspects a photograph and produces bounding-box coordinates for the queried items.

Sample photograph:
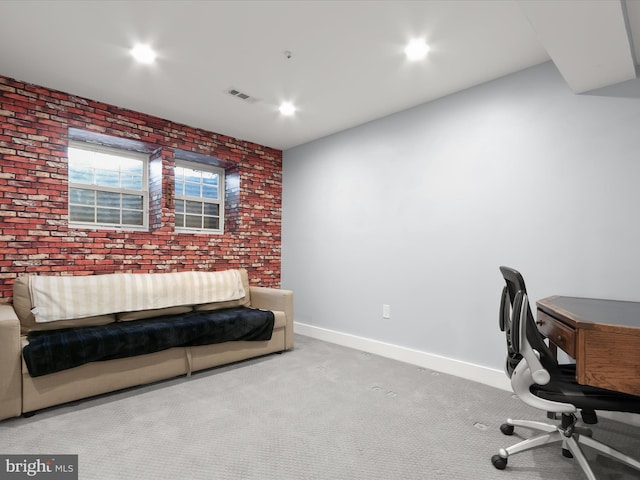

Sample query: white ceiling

[1,0,638,151]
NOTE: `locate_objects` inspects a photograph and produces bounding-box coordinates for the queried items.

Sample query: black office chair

[492,266,640,479]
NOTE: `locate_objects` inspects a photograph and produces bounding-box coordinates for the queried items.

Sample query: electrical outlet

[382,304,391,319]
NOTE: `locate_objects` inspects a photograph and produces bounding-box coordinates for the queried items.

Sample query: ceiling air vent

[227,88,259,104]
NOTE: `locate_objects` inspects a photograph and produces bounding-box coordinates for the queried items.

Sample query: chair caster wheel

[492,454,508,470]
[500,423,515,436]
[562,448,573,458]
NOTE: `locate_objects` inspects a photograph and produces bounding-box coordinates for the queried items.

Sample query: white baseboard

[294,321,511,392]
[294,322,640,428]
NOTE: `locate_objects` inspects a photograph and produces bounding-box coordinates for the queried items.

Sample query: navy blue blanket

[23,307,274,377]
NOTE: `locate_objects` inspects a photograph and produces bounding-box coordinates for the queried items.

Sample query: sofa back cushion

[194,269,251,312]
[13,276,115,334]
[13,269,251,332]
[27,269,246,324]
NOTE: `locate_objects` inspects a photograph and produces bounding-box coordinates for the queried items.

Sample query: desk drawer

[537,311,576,358]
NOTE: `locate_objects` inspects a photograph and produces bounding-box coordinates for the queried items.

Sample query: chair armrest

[516,293,550,385]
[0,304,22,420]
[250,287,294,350]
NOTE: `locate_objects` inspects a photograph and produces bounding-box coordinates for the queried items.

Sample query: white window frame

[174,160,225,234]
[67,140,149,231]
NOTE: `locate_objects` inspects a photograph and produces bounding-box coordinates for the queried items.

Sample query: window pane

[69,188,95,206]
[202,171,218,185]
[68,142,148,230]
[68,148,96,187]
[97,191,120,208]
[122,210,143,225]
[69,205,95,222]
[184,168,201,183]
[94,151,117,168]
[203,216,219,230]
[203,203,219,216]
[122,194,143,210]
[121,174,142,190]
[185,215,202,229]
[69,166,94,184]
[174,162,224,233]
[185,182,201,197]
[186,201,202,214]
[120,158,143,175]
[202,185,218,199]
[97,208,120,224]
[68,148,94,167]
[95,169,119,187]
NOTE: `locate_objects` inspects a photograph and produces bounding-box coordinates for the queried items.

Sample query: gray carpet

[1,335,639,479]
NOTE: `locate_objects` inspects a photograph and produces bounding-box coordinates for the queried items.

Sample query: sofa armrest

[249,287,294,350]
[0,304,22,420]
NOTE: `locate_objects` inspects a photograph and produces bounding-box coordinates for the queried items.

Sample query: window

[68,141,149,230]
[174,161,224,233]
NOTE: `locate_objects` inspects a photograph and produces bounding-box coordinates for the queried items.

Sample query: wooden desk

[536,296,640,397]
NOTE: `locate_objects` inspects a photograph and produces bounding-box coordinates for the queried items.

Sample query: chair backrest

[499,266,557,376]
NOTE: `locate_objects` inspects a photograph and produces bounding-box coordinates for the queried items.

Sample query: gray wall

[281,61,640,371]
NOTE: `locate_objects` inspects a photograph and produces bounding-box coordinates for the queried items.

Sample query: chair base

[491,416,640,480]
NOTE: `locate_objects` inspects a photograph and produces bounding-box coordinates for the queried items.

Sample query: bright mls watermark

[0,455,77,479]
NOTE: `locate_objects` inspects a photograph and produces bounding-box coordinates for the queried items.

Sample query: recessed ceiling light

[404,39,429,61]
[130,44,157,64]
[279,102,296,116]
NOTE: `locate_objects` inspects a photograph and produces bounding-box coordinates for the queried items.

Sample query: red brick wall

[0,74,282,302]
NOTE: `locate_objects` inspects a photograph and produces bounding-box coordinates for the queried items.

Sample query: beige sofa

[0,269,293,421]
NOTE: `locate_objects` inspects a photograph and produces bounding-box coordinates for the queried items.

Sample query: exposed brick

[0,73,282,301]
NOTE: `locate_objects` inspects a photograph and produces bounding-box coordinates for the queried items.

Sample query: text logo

[0,455,77,479]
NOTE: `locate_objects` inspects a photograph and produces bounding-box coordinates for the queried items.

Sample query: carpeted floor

[1,335,639,479]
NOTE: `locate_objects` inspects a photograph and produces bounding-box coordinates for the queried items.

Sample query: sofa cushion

[26,269,246,324]
[12,276,115,334]
[117,306,193,322]
[194,268,251,311]
[23,307,274,377]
